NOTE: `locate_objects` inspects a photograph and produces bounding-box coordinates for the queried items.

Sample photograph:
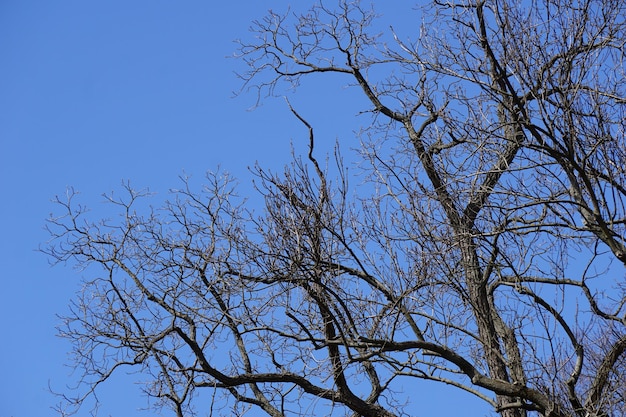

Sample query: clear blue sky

[0,2,490,416]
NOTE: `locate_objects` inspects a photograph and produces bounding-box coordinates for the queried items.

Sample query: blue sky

[0,2,490,416]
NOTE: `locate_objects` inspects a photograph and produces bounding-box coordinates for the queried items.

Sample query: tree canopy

[46,1,626,416]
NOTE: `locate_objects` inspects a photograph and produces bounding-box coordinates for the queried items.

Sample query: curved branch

[586,335,626,415]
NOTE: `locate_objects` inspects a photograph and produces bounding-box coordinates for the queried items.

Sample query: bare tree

[45,1,626,416]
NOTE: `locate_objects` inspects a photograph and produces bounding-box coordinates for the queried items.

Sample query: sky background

[0,2,490,416]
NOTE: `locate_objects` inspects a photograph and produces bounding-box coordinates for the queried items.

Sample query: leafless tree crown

[46,1,625,416]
